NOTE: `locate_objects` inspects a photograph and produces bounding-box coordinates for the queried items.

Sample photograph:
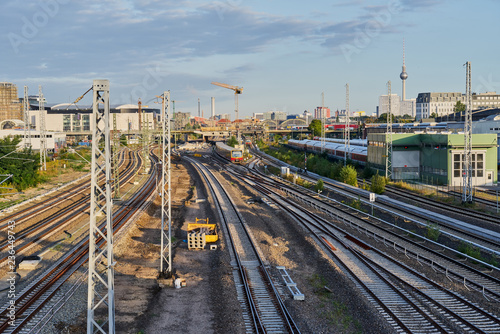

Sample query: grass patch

[308,274,361,332]
[425,222,440,242]
[457,242,482,263]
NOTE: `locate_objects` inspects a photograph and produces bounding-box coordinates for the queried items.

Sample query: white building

[264,111,287,121]
[416,92,464,120]
[0,129,66,152]
[29,104,156,133]
[473,92,500,110]
[378,94,401,117]
[252,112,264,120]
[472,114,500,163]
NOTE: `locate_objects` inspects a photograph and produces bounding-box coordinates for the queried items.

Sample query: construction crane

[211,81,243,144]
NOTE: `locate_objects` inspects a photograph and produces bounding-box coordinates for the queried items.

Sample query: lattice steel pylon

[385,81,392,179]
[142,103,150,174]
[87,80,115,334]
[463,61,473,203]
[23,86,31,149]
[38,86,47,171]
[160,91,172,276]
[344,83,350,165]
[321,92,325,153]
[112,113,120,199]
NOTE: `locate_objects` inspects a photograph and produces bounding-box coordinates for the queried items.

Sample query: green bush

[339,165,358,186]
[426,222,440,241]
[315,179,324,193]
[370,173,386,194]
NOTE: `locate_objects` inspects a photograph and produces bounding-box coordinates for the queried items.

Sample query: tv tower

[400,39,408,101]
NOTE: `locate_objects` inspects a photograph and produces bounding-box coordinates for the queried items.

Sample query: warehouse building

[367,133,497,186]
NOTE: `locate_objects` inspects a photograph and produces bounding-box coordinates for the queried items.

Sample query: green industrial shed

[367,133,497,186]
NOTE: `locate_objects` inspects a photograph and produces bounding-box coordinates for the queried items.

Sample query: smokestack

[211,97,215,119]
[198,98,200,117]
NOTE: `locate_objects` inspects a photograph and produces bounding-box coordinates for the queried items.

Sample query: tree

[0,136,41,191]
[308,119,322,137]
[120,134,128,146]
[370,172,386,194]
[314,179,324,193]
[339,165,358,186]
[227,136,238,147]
[376,113,394,123]
[454,101,466,114]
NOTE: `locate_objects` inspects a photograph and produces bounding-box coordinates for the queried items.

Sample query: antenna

[400,38,408,101]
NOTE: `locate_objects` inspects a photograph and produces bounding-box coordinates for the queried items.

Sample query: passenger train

[215,142,244,163]
[312,137,368,147]
[287,139,367,164]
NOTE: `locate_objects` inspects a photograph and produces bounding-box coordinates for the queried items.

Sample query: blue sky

[1,0,499,118]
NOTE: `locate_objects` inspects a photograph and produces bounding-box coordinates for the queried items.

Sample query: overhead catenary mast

[321,92,325,153]
[160,91,172,276]
[38,86,47,171]
[344,83,350,165]
[385,81,392,179]
[23,86,31,149]
[463,61,473,203]
[113,112,120,199]
[87,79,115,334]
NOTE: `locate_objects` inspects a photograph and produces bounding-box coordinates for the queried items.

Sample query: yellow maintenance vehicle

[187,218,218,249]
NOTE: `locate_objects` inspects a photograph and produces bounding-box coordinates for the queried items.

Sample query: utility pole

[160,91,172,276]
[23,86,31,149]
[38,86,46,171]
[113,112,120,199]
[87,79,115,334]
[321,92,325,153]
[344,83,350,165]
[385,81,392,180]
[463,61,473,203]
[141,99,149,174]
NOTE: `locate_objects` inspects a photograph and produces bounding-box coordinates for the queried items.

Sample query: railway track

[186,156,299,334]
[221,163,500,333]
[0,149,130,230]
[0,150,155,333]
[382,184,500,225]
[235,166,500,300]
[254,151,500,256]
[0,150,141,267]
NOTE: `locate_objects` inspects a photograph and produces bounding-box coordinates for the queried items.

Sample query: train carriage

[215,142,243,163]
[287,139,367,165]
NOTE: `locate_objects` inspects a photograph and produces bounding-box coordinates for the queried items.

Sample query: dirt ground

[61,151,391,333]
[112,156,243,334]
